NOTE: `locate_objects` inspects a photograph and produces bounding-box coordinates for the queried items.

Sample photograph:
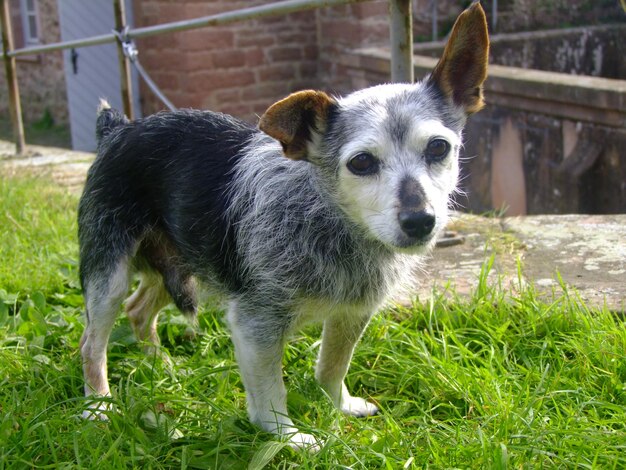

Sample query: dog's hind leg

[125,271,171,352]
[315,313,379,417]
[227,301,320,451]
[80,258,131,419]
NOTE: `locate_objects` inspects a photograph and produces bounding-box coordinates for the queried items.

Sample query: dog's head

[259,3,489,253]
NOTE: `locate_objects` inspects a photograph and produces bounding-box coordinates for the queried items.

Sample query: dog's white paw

[82,401,114,420]
[286,432,322,452]
[340,396,379,417]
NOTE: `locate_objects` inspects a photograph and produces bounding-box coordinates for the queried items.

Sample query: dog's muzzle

[398,209,436,241]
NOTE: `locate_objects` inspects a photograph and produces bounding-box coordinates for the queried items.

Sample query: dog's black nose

[398,210,436,239]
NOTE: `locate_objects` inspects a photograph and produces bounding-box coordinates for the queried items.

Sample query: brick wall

[132,0,462,119]
[133,0,320,122]
[1,0,462,129]
[0,0,68,125]
[316,1,389,95]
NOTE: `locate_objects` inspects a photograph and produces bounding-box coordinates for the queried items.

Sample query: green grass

[1,173,625,469]
[0,174,79,296]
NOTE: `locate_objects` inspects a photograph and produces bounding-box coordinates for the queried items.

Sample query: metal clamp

[112,26,137,62]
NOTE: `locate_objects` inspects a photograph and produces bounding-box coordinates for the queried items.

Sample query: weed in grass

[1,173,625,468]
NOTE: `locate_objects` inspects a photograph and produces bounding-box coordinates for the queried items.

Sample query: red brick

[252,101,272,117]
[236,34,276,48]
[184,3,224,18]
[353,1,388,19]
[257,63,297,82]
[151,72,179,91]
[303,44,318,61]
[211,49,247,69]
[176,93,202,108]
[298,62,318,79]
[214,88,241,105]
[288,80,321,93]
[245,48,266,67]
[319,19,363,44]
[186,51,215,72]
[361,22,389,43]
[139,34,180,51]
[275,32,311,44]
[183,69,256,92]
[268,46,303,63]
[241,82,289,101]
[154,3,188,22]
[144,49,186,70]
[253,15,284,26]
[220,104,254,120]
[180,29,235,51]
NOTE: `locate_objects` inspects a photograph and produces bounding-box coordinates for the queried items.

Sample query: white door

[58,0,141,151]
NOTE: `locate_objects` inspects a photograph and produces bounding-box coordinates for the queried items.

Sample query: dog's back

[79,107,258,312]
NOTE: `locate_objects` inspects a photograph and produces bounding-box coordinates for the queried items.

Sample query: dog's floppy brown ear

[259,90,336,160]
[428,2,489,114]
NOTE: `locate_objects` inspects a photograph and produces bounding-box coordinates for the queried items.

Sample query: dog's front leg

[227,306,319,450]
[315,313,379,417]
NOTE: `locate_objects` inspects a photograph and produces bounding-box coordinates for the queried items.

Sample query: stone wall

[413,24,626,79]
[0,0,68,125]
[493,0,624,33]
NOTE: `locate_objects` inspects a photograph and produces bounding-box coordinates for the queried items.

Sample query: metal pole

[0,0,25,155]
[5,0,370,58]
[113,0,134,119]
[389,0,413,83]
[431,0,437,41]
[492,0,498,33]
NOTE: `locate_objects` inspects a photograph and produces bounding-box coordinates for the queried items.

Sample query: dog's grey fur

[78,3,489,450]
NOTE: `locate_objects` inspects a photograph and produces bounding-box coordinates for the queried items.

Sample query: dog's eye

[347,152,379,175]
[425,139,450,162]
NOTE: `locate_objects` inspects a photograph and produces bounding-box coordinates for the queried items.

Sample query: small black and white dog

[78,3,489,449]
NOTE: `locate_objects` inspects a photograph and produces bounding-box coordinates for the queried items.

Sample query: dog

[78,2,489,450]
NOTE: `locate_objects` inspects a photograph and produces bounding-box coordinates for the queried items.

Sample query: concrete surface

[2,142,624,313]
[420,213,626,313]
[0,140,93,194]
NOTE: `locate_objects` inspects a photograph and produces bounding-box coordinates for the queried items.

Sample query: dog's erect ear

[259,90,337,160]
[428,2,489,115]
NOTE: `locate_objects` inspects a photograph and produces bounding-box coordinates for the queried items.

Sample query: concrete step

[416,213,625,313]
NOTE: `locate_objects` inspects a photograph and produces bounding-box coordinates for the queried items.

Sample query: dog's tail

[96,98,129,143]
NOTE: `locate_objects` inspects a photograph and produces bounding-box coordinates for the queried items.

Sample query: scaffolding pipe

[389,0,414,83]
[0,0,25,154]
[5,0,371,58]
[492,0,498,32]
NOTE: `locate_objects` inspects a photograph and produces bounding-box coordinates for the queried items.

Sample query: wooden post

[113,0,134,119]
[0,0,25,155]
[389,0,414,83]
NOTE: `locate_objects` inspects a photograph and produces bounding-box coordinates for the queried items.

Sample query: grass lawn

[1,173,625,469]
